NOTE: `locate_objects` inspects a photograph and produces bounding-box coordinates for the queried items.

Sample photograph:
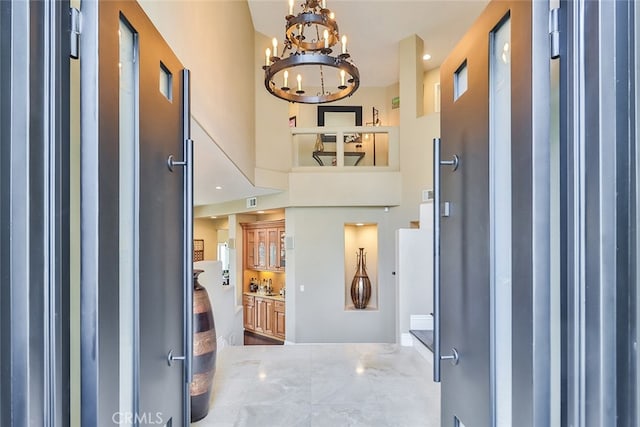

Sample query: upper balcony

[287,126,401,207]
[291,126,399,170]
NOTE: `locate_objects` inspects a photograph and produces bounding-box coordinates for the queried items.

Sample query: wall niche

[344,223,378,310]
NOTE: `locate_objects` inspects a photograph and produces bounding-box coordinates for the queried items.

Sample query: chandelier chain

[314,24,327,94]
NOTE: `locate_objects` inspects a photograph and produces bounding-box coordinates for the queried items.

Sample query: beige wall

[423,68,441,115]
[255,32,292,176]
[286,207,396,342]
[194,217,230,261]
[386,82,401,126]
[398,35,438,216]
[140,1,256,181]
[386,68,442,124]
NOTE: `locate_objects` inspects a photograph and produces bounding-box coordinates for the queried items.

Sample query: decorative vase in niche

[191,269,217,422]
[350,248,372,309]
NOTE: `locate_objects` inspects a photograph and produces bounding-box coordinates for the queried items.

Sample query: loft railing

[291,126,399,170]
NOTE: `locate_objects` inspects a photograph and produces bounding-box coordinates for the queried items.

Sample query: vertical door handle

[433,138,460,383]
[182,136,194,382]
[182,70,194,386]
[180,69,194,427]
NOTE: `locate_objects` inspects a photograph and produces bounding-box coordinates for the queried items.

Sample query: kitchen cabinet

[255,297,274,335]
[255,297,267,333]
[267,228,279,270]
[264,299,275,336]
[242,220,285,272]
[243,295,255,331]
[245,230,256,269]
[256,228,267,269]
[243,228,265,270]
[274,301,286,340]
[243,293,284,341]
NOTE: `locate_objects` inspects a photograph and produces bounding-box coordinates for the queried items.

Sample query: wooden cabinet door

[274,301,286,340]
[264,299,274,335]
[267,228,279,270]
[242,220,285,272]
[275,312,285,340]
[278,227,286,270]
[243,295,255,331]
[244,229,257,269]
[255,297,266,333]
[256,229,267,269]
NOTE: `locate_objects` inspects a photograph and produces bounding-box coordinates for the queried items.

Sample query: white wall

[396,202,434,338]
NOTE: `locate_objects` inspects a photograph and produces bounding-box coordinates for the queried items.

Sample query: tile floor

[192,343,440,427]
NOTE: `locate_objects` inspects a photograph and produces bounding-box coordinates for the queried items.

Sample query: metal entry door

[435,1,550,426]
[80,1,192,425]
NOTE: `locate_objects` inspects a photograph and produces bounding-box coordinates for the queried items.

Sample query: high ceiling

[194,0,488,209]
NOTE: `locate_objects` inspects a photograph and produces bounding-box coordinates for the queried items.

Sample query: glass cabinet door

[257,229,267,268]
[279,229,286,268]
[268,228,279,270]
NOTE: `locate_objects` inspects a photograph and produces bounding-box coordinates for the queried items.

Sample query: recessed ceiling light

[423,53,432,61]
[210,216,217,219]
[257,210,265,214]
[355,223,364,226]
[215,186,222,190]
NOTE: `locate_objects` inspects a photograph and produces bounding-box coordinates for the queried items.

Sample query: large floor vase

[350,248,372,309]
[191,269,217,422]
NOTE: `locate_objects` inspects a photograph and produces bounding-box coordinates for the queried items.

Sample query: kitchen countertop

[243,291,285,302]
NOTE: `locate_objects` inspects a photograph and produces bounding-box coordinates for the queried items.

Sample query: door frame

[79,1,117,423]
[513,1,553,426]
[0,1,71,425]
[560,1,639,425]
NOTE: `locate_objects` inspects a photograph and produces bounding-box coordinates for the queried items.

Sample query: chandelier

[262,0,360,104]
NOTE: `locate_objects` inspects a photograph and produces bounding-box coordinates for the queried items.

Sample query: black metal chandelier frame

[263,0,360,104]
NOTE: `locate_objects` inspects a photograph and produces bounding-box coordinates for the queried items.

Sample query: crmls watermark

[111,412,164,425]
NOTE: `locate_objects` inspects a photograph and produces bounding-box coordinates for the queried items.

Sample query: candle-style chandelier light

[262,0,360,104]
